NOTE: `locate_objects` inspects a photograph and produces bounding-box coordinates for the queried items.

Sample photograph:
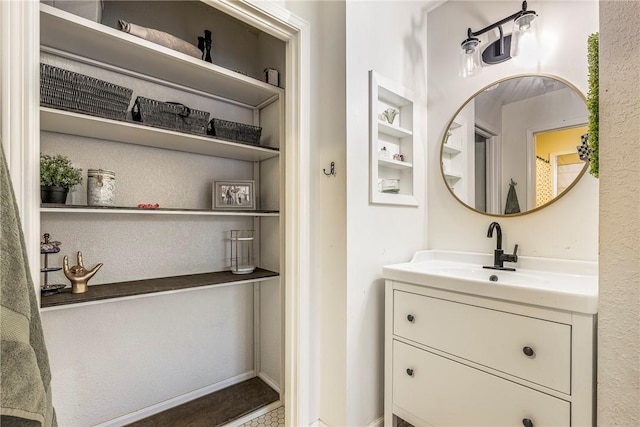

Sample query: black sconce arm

[467,0,530,39]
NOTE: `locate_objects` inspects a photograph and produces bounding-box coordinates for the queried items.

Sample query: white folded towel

[118,20,202,59]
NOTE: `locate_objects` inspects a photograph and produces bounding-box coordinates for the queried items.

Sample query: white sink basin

[383,250,598,314]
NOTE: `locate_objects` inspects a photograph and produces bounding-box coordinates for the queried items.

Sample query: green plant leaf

[40,153,83,188]
[587,33,599,178]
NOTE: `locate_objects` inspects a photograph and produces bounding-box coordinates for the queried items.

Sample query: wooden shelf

[378,158,413,170]
[40,4,283,108]
[372,192,418,207]
[378,121,413,138]
[41,108,279,162]
[41,204,280,217]
[40,268,280,309]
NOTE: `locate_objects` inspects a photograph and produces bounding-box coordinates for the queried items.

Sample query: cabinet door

[394,290,571,394]
[393,340,570,427]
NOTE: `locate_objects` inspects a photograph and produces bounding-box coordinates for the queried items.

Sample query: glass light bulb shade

[461,37,480,54]
[460,45,481,78]
[512,11,538,58]
[514,11,537,33]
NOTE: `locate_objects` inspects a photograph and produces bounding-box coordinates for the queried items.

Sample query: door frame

[526,117,587,211]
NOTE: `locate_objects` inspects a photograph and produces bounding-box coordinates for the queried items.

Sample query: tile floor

[238,406,285,427]
[396,416,414,427]
[236,407,413,427]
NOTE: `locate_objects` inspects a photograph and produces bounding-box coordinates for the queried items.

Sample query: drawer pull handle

[407,314,415,323]
[522,346,535,357]
[522,418,534,427]
[406,368,414,377]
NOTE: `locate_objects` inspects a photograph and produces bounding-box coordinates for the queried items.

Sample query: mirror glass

[441,75,588,216]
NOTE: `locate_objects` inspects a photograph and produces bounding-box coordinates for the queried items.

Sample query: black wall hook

[323,161,336,177]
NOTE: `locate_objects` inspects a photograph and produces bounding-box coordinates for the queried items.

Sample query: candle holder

[40,233,66,296]
[228,230,255,274]
[204,29,212,63]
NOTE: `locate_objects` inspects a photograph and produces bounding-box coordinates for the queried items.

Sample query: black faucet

[483,221,518,271]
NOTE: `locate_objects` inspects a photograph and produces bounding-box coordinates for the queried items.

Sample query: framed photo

[213,180,256,210]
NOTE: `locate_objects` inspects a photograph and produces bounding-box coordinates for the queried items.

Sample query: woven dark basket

[40,63,133,121]
[132,97,210,135]
[207,118,262,145]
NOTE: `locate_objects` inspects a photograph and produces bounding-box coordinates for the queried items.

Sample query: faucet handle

[509,244,519,262]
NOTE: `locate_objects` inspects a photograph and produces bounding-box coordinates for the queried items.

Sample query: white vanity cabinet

[384,280,596,427]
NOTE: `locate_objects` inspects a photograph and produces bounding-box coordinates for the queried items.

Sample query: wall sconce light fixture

[461,1,538,76]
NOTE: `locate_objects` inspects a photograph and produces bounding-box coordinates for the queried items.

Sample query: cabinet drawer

[393,290,571,394]
[393,340,570,427]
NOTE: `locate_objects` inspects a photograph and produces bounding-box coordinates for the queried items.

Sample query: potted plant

[40,153,83,204]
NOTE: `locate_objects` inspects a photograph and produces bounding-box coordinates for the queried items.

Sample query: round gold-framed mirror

[441,74,588,216]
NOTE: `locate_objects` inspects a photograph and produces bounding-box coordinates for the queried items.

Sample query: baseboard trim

[310,416,380,427]
[369,416,383,427]
[258,371,281,394]
[311,416,381,427]
[95,371,256,427]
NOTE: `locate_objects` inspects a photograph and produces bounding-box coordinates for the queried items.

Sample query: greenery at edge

[40,153,83,188]
[587,33,599,178]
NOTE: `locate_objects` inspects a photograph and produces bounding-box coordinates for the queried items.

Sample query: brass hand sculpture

[63,251,103,294]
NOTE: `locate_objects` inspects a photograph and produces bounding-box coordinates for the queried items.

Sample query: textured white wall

[598,1,640,424]
[427,1,599,260]
[345,2,429,425]
[41,284,255,427]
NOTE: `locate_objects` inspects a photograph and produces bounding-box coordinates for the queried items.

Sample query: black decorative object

[132,96,210,135]
[323,161,336,177]
[41,233,66,296]
[207,118,262,145]
[204,29,213,63]
[40,63,133,121]
[197,36,205,60]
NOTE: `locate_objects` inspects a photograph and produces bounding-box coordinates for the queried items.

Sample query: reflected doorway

[474,125,500,214]
[475,132,487,212]
[534,126,588,208]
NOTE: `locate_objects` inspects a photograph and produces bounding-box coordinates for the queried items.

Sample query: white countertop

[383,250,598,314]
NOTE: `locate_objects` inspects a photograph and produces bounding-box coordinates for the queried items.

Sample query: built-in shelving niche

[369,70,418,206]
[38,2,286,425]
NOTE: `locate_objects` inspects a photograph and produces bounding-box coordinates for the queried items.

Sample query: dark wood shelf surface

[41,268,279,308]
[41,204,279,216]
